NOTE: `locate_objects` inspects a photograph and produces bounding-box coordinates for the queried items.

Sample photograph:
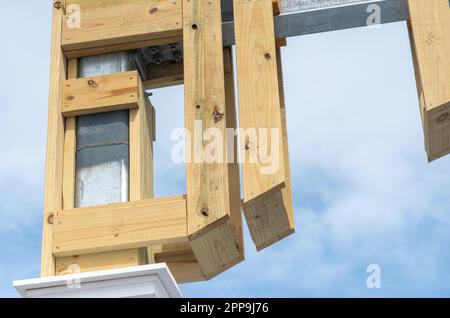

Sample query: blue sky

[1,1,450,297]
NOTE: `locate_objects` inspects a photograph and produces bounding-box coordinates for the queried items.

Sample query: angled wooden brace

[408,0,450,162]
[183,0,244,279]
[233,0,295,251]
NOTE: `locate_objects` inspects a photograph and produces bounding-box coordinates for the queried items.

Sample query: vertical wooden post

[276,47,294,236]
[183,0,242,278]
[224,47,245,260]
[408,0,450,161]
[130,88,156,265]
[62,59,77,211]
[41,1,67,277]
[233,0,295,251]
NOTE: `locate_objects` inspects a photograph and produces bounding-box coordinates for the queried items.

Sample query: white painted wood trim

[13,263,182,298]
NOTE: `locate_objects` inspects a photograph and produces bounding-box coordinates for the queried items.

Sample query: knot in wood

[201,206,209,217]
[213,106,224,123]
[47,214,54,225]
[87,79,97,88]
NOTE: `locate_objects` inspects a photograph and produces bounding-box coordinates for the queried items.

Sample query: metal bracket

[135,43,183,81]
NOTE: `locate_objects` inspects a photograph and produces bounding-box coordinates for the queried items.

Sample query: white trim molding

[13,263,182,298]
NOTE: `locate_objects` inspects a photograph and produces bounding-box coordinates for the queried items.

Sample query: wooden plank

[56,250,146,275]
[233,0,294,250]
[62,71,143,117]
[53,196,188,257]
[224,47,245,258]
[408,0,450,161]
[130,97,154,201]
[166,261,206,283]
[65,36,182,59]
[183,0,230,236]
[130,89,156,264]
[143,62,184,90]
[62,0,182,54]
[190,222,241,279]
[41,1,67,277]
[183,0,241,278]
[152,242,206,283]
[277,47,295,234]
[57,59,147,276]
[62,59,77,210]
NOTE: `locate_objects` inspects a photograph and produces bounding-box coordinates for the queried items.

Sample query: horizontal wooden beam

[62,0,182,57]
[143,62,184,90]
[53,196,188,257]
[62,71,143,117]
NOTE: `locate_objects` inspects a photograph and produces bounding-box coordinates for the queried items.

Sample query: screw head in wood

[265,52,271,60]
[47,214,54,225]
[54,1,62,9]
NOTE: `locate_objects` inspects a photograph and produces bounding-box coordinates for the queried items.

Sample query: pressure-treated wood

[57,60,148,277]
[152,241,206,283]
[183,0,241,278]
[143,62,184,90]
[41,1,66,277]
[53,196,188,257]
[233,0,294,250]
[190,221,241,279]
[183,0,230,235]
[167,261,207,283]
[277,47,295,236]
[56,250,147,275]
[408,0,450,162]
[224,47,245,259]
[62,71,143,117]
[152,48,247,282]
[62,0,182,57]
[130,97,155,201]
[62,59,78,210]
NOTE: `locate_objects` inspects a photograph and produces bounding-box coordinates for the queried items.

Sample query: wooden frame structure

[42,0,450,284]
[43,0,291,283]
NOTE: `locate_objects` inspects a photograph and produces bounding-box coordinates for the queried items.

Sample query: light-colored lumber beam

[61,0,409,58]
[130,88,156,265]
[62,71,143,117]
[143,62,184,90]
[62,0,182,57]
[408,0,450,161]
[53,196,188,257]
[223,47,245,259]
[41,1,67,277]
[130,97,155,202]
[62,59,78,210]
[183,0,241,279]
[57,59,149,276]
[153,241,207,283]
[233,0,294,251]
